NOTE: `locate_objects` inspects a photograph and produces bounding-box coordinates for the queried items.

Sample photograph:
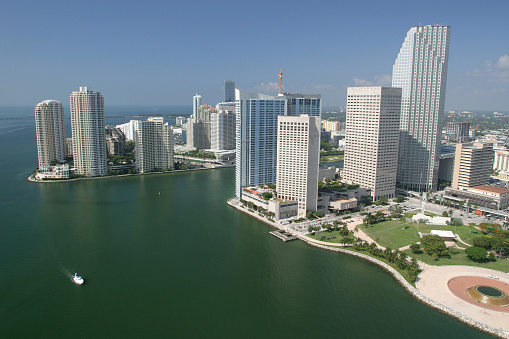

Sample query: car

[489,275,499,280]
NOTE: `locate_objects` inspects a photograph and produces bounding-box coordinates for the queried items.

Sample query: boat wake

[58,264,75,281]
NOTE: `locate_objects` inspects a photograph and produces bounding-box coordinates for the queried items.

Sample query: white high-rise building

[235,89,321,197]
[34,100,66,172]
[224,80,235,103]
[211,110,235,150]
[277,115,320,216]
[70,87,106,176]
[343,87,402,201]
[392,25,451,191]
[116,120,136,141]
[192,94,202,119]
[134,117,173,173]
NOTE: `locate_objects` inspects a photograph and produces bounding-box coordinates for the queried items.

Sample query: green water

[0,114,489,338]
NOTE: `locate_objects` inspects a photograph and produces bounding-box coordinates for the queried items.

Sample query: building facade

[235,89,321,197]
[392,25,451,191]
[105,126,126,156]
[451,142,493,189]
[116,120,136,141]
[70,87,107,176]
[134,117,173,173]
[343,87,402,201]
[192,94,202,119]
[276,115,320,216]
[210,110,235,150]
[34,100,66,172]
[186,119,211,149]
[196,104,217,122]
[224,80,235,103]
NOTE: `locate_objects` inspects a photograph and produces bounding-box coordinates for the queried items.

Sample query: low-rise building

[34,164,70,180]
[445,185,509,210]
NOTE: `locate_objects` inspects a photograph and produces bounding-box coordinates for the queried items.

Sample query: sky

[1,0,508,111]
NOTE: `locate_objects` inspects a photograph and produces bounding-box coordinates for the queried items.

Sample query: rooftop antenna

[278,68,283,94]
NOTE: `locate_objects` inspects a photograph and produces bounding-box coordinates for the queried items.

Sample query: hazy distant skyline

[1,0,508,111]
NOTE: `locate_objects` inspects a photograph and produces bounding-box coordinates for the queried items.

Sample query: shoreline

[27,164,234,183]
[227,197,508,338]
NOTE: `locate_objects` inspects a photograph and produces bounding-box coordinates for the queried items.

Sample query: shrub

[465,246,488,262]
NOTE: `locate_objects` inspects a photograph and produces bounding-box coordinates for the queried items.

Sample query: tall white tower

[34,100,66,172]
[134,117,173,173]
[343,87,402,201]
[70,87,106,176]
[276,115,320,217]
[193,94,202,119]
[392,25,451,191]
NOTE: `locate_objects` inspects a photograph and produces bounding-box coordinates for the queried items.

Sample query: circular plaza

[416,265,509,336]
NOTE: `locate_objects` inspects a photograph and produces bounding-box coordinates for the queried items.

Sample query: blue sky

[1,0,508,111]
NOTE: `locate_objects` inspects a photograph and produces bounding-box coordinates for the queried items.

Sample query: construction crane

[278,68,283,94]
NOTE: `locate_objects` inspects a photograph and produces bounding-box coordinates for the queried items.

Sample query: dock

[269,230,298,242]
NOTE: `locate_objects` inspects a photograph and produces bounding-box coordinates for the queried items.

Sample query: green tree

[409,243,421,253]
[420,235,447,257]
[442,211,448,217]
[261,192,273,200]
[394,195,405,203]
[465,246,488,262]
[472,236,493,249]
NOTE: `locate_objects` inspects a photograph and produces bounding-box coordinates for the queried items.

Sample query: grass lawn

[359,219,485,249]
[404,211,438,218]
[308,230,355,244]
[403,248,509,272]
[320,154,344,162]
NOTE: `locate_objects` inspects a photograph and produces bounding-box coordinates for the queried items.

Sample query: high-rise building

[276,115,320,216]
[443,121,470,143]
[452,142,493,189]
[105,126,126,156]
[116,120,136,141]
[134,117,173,173]
[193,94,202,119]
[34,100,66,172]
[70,87,106,176]
[196,104,217,122]
[392,25,451,191]
[494,150,509,180]
[343,87,402,201]
[186,119,211,149]
[235,89,321,197]
[211,110,235,151]
[224,80,235,103]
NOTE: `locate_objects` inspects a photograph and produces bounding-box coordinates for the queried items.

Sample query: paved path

[416,265,509,335]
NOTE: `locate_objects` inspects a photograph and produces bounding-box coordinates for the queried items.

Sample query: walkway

[416,265,509,335]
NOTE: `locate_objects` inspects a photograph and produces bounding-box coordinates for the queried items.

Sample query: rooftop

[470,185,509,194]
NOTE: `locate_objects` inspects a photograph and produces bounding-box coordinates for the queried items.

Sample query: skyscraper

[392,25,451,191]
[193,94,202,119]
[224,80,235,102]
[70,87,106,176]
[211,110,235,151]
[34,100,66,172]
[134,117,173,173]
[235,89,321,197]
[452,143,493,189]
[276,115,320,217]
[343,87,401,201]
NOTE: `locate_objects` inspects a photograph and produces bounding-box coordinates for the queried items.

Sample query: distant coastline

[27,164,234,183]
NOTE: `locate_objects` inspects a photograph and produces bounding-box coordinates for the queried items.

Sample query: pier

[269,230,298,242]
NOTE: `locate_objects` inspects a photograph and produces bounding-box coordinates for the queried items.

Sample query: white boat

[73,273,84,285]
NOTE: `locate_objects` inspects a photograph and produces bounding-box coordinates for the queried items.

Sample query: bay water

[0,107,488,338]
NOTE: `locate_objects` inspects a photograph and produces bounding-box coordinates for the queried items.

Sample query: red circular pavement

[448,276,509,312]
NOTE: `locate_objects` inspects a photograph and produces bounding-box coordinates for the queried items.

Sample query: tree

[465,246,488,262]
[394,195,405,203]
[448,209,454,217]
[262,192,273,200]
[472,236,493,249]
[420,235,447,257]
[410,243,421,253]
[447,218,463,226]
[442,211,448,217]
[307,225,314,233]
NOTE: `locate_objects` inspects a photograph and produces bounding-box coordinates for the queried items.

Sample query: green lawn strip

[404,211,438,218]
[359,220,483,249]
[308,230,355,244]
[403,248,509,272]
[320,155,344,162]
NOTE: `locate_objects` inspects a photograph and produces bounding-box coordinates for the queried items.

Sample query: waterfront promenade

[227,197,509,338]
